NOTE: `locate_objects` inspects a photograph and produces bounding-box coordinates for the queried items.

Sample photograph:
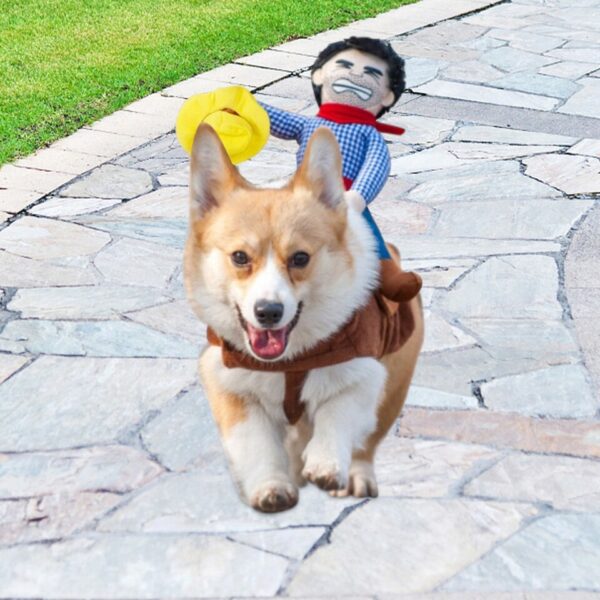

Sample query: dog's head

[184,124,378,361]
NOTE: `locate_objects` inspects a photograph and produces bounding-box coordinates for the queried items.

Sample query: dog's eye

[231,251,250,266]
[289,251,310,268]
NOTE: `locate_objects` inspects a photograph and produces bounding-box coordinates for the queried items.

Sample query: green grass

[0,0,416,166]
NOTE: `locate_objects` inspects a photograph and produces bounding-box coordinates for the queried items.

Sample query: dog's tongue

[247,325,287,359]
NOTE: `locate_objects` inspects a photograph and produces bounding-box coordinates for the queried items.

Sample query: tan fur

[184,124,423,509]
[355,294,424,464]
[199,354,247,435]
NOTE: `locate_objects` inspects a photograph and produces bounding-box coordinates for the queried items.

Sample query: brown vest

[207,292,414,424]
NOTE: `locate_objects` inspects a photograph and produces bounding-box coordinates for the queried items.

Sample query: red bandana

[317,103,405,136]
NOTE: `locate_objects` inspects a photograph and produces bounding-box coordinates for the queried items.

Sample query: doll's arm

[351,131,391,205]
[260,102,309,141]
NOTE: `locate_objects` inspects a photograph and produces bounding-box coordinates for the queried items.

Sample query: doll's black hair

[310,37,406,118]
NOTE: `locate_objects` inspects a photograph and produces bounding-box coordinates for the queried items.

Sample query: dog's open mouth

[237,304,302,360]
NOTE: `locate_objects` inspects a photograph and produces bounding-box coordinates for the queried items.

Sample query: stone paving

[1,0,600,597]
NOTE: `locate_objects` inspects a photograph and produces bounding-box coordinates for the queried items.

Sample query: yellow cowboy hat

[176,86,270,164]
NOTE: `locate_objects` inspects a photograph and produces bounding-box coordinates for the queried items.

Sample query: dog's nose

[254,300,284,327]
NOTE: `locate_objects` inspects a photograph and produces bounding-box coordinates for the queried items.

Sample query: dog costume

[207,292,415,424]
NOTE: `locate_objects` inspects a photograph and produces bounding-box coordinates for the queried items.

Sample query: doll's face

[312,48,396,115]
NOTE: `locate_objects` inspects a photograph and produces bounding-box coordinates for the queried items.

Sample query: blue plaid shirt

[261,103,390,204]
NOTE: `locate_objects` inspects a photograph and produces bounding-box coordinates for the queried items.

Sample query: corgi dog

[184,124,423,512]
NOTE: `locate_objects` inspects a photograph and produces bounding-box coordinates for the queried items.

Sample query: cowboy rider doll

[175,37,421,303]
[259,37,422,303]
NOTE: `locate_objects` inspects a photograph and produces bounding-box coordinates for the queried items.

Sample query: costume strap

[317,103,405,135]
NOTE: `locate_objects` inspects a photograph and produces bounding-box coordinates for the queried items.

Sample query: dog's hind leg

[332,295,424,498]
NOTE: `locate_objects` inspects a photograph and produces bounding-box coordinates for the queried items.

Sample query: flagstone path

[1,0,600,597]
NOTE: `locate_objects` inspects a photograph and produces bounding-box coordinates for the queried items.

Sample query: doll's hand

[344,190,366,213]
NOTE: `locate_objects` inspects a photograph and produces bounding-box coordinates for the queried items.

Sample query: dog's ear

[189,124,244,219]
[294,127,345,209]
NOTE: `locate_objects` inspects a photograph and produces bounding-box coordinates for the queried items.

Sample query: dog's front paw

[329,460,378,498]
[250,479,299,513]
[302,459,347,492]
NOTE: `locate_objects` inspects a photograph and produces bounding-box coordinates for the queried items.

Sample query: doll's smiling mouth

[331,78,373,101]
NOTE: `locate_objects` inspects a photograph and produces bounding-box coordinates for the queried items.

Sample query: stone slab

[452,125,576,145]
[546,48,600,64]
[0,250,98,288]
[259,76,321,101]
[287,498,536,596]
[375,437,496,497]
[558,77,600,118]
[0,165,73,195]
[0,354,28,384]
[391,40,478,63]
[0,319,198,358]
[394,236,560,260]
[407,160,561,204]
[487,28,564,53]
[196,63,285,87]
[413,80,558,111]
[124,93,185,117]
[126,300,205,345]
[52,128,147,157]
[442,60,503,84]
[0,446,161,498]
[412,345,543,397]
[441,255,562,320]
[464,453,600,511]
[8,285,170,319]
[397,94,600,140]
[568,138,600,158]
[114,134,187,174]
[442,514,600,592]
[140,388,222,472]
[409,18,488,44]
[482,363,597,418]
[103,186,187,219]
[524,153,600,195]
[406,386,479,410]
[488,72,580,99]
[399,407,600,459]
[386,114,455,146]
[87,110,175,139]
[0,534,288,598]
[432,200,593,240]
[422,311,477,353]
[0,492,121,545]
[404,57,445,89]
[94,237,180,288]
[370,198,433,236]
[161,77,235,99]
[59,164,153,200]
[230,527,325,560]
[99,470,360,534]
[0,357,196,450]
[15,148,106,176]
[539,60,599,79]
[29,196,121,217]
[0,189,40,214]
[566,204,600,399]
[236,49,314,72]
[0,216,110,260]
[459,319,579,363]
[74,217,187,249]
[393,143,560,174]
